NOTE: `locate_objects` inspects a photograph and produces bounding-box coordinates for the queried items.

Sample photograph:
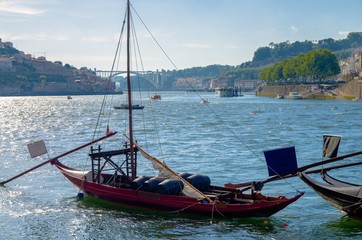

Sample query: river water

[1,92,362,239]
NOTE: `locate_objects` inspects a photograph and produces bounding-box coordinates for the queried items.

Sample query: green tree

[259,49,340,83]
[260,67,272,81]
[282,58,297,80]
[252,47,272,62]
[308,49,340,81]
[294,54,309,82]
[271,61,284,81]
[346,32,362,48]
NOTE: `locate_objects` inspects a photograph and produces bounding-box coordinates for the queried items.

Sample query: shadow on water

[290,216,362,239]
[322,217,362,237]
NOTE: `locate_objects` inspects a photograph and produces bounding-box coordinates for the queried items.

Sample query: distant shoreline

[0,91,122,97]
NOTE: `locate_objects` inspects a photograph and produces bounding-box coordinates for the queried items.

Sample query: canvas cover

[264,146,298,177]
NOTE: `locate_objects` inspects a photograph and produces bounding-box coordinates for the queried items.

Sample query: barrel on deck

[179,172,193,179]
[155,179,184,195]
[186,174,211,191]
[143,177,166,192]
[130,176,151,190]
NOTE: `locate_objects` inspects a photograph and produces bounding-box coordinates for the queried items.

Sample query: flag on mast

[322,134,341,158]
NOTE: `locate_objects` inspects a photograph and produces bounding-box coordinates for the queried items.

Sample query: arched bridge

[96,70,162,89]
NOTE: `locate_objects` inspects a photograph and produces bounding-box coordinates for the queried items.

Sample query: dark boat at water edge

[299,171,362,220]
[297,134,362,220]
[260,134,362,220]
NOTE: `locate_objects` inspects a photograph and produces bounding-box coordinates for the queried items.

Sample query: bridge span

[96,70,163,89]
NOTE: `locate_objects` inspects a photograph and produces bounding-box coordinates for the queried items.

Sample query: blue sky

[0,0,361,71]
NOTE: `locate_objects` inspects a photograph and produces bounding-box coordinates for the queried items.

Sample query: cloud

[0,1,44,15]
[182,43,213,49]
[338,31,349,38]
[81,36,108,43]
[290,26,298,33]
[53,35,69,41]
[226,45,240,49]
[2,33,69,41]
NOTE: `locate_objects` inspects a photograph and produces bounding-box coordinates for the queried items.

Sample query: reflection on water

[323,218,362,237]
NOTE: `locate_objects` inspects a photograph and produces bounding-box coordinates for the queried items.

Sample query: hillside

[0,39,115,96]
[250,32,362,68]
[177,32,362,82]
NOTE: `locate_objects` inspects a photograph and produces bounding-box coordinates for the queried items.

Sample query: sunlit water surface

[1,92,362,239]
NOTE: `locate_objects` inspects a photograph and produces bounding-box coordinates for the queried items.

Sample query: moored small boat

[150,93,161,100]
[114,104,144,110]
[275,94,284,99]
[285,91,304,100]
[215,88,234,97]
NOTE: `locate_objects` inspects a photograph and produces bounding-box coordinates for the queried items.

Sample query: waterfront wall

[256,85,313,97]
[334,79,361,99]
[256,79,361,100]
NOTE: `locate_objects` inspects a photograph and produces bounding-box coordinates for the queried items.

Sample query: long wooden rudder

[0,132,117,186]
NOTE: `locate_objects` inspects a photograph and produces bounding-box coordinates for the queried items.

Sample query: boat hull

[53,160,302,218]
[215,88,234,97]
[299,172,362,219]
[114,104,144,110]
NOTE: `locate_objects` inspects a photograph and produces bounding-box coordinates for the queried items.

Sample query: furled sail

[322,135,341,158]
[131,140,212,202]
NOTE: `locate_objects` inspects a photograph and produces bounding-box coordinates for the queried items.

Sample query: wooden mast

[126,0,136,180]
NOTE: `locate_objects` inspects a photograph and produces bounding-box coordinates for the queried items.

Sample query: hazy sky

[0,0,361,71]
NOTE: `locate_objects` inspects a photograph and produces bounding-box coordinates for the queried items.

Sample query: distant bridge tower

[155,69,163,88]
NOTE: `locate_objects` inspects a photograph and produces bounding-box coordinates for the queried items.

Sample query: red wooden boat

[51,147,302,218]
[150,93,161,100]
[48,0,303,219]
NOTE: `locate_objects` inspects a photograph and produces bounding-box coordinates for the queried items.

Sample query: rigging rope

[79,8,128,177]
[130,2,300,193]
[73,2,301,194]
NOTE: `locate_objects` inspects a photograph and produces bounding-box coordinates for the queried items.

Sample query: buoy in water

[77,192,84,199]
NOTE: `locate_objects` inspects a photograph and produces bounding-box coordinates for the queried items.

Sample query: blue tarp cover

[264,146,298,177]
